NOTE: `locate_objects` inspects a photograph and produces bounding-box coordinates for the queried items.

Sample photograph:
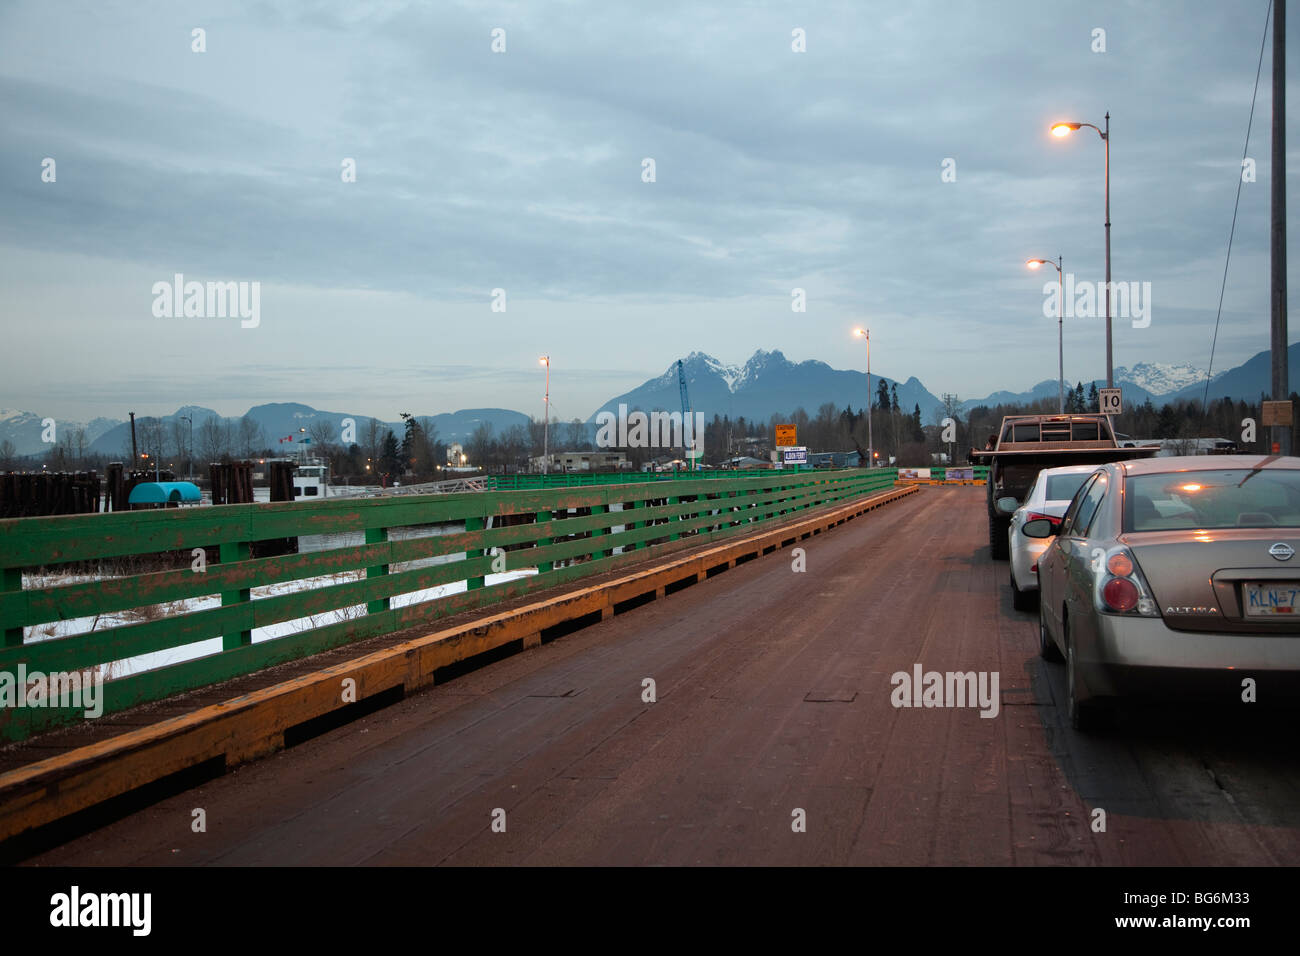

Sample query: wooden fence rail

[0,469,900,741]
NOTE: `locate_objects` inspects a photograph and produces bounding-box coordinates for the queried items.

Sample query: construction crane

[677,359,695,471]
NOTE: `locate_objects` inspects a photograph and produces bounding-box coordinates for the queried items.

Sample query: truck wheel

[988,512,1009,560]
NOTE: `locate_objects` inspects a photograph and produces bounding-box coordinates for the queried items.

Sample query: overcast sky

[1,0,1297,423]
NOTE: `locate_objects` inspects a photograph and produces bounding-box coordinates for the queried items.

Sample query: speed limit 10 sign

[1098,388,1122,415]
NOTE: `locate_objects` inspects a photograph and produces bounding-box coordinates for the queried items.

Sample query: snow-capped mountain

[591,350,944,424]
[1114,362,1222,396]
[0,409,125,457]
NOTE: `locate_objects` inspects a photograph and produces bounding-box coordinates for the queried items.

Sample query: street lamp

[1027,256,1065,412]
[539,356,550,474]
[179,415,192,479]
[853,328,873,467]
[1051,114,1111,387]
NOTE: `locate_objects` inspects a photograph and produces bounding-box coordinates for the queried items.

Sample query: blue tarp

[128,481,202,505]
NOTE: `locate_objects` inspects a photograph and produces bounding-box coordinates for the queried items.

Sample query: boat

[292,456,330,499]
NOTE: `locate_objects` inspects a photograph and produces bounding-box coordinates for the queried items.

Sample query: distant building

[806,450,861,468]
[1121,437,1237,456]
[532,451,629,472]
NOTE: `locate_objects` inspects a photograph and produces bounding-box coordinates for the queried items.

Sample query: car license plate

[1244,583,1300,616]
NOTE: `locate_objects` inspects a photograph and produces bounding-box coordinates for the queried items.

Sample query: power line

[1200,0,1273,433]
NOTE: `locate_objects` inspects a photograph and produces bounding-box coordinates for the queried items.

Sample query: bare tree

[527,416,546,459]
[307,418,336,456]
[812,402,838,452]
[501,424,529,471]
[363,417,383,473]
[238,416,266,458]
[0,439,15,469]
[466,422,494,469]
[197,416,230,464]
[137,417,165,471]
[70,427,89,467]
[169,418,189,467]
[565,418,587,450]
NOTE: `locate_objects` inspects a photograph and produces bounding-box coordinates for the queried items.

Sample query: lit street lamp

[540,355,550,474]
[853,328,873,467]
[1051,114,1111,387]
[1027,256,1065,412]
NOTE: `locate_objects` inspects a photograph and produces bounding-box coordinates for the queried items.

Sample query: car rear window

[998,462,1042,496]
[1071,421,1102,440]
[1125,469,1300,531]
[1045,473,1090,502]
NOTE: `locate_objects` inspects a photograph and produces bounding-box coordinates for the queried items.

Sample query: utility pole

[540,356,551,473]
[1272,0,1290,454]
[1103,112,1112,388]
[942,393,959,465]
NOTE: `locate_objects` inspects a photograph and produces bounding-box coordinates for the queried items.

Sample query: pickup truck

[968,414,1158,559]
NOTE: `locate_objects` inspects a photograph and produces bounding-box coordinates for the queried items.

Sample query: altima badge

[1269,543,1295,561]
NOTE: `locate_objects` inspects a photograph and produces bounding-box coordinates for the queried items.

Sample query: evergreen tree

[876,379,891,411]
[399,412,420,466]
[890,383,900,412]
[1087,382,1099,411]
[380,430,401,477]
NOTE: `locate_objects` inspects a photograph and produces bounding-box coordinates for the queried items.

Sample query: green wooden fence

[485,467,812,491]
[0,468,901,741]
[487,465,986,491]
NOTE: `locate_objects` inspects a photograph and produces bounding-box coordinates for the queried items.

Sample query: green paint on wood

[0,470,903,740]
[465,516,486,589]
[366,526,389,614]
[219,540,252,649]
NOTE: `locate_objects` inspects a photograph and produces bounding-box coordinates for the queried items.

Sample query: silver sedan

[1029,455,1300,731]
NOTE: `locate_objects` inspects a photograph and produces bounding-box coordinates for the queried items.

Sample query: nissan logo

[1269,543,1295,561]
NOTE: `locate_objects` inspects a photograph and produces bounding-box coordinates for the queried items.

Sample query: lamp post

[1027,256,1065,412]
[853,328,873,467]
[1051,114,1111,387]
[539,356,550,474]
[179,415,192,479]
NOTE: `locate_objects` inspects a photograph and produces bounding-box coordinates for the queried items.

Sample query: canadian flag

[278,435,294,443]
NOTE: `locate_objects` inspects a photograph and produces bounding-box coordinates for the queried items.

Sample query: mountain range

[0,405,530,459]
[3,346,1297,458]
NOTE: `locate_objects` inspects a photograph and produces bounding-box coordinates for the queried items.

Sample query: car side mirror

[995,496,1020,515]
[1021,518,1056,538]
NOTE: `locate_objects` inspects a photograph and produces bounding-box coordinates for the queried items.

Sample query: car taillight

[1102,578,1138,612]
[1026,512,1058,524]
[1093,546,1160,617]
